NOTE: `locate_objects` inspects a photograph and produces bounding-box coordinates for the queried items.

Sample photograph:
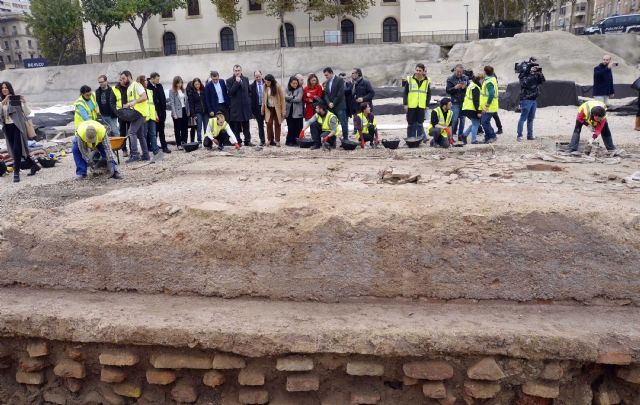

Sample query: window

[1,27,5,34]
[220,27,234,51]
[14,39,19,48]
[280,23,295,47]
[17,53,21,61]
[4,41,8,49]
[382,17,399,42]
[161,10,173,18]
[187,0,200,16]
[163,32,176,56]
[27,39,32,48]
[248,0,261,11]
[7,55,11,62]
[0,56,3,62]
[341,19,354,44]
[11,25,16,35]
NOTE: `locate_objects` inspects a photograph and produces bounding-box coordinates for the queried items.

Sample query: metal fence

[86,29,484,64]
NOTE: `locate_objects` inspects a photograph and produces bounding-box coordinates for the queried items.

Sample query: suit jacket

[250,79,265,119]
[323,75,346,113]
[204,79,228,115]
[261,83,286,124]
[226,75,253,122]
[147,80,167,117]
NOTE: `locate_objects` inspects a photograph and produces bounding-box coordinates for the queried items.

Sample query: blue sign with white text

[23,58,48,69]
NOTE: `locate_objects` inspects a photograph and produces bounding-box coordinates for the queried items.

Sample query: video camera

[515,57,542,74]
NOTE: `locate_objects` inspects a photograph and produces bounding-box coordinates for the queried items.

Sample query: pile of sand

[447,31,640,85]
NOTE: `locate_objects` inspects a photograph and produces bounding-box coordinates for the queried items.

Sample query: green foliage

[117,0,186,54]
[306,0,375,21]
[262,0,300,18]
[81,0,126,62]
[25,0,84,65]
[210,0,242,27]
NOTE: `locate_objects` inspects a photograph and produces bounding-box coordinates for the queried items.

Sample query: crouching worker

[299,101,342,150]
[567,100,615,153]
[73,120,122,180]
[203,111,240,150]
[427,97,453,148]
[354,102,379,149]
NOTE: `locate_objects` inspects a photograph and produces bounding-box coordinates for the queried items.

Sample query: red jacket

[577,110,606,138]
[303,85,324,119]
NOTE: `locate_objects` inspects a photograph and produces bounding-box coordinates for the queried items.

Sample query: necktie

[258,82,262,104]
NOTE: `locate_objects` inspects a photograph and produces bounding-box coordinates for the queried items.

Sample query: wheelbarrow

[109,137,127,164]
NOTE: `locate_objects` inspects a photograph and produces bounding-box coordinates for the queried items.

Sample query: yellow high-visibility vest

[316,111,342,136]
[127,83,149,120]
[578,100,607,128]
[462,82,480,112]
[146,89,157,122]
[406,75,430,109]
[426,106,453,137]
[112,85,123,109]
[76,120,107,150]
[206,118,230,138]
[74,94,98,129]
[480,76,499,113]
[355,112,377,141]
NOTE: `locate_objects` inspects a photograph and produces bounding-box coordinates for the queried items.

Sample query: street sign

[23,58,48,69]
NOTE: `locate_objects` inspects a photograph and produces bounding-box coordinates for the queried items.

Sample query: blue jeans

[336,109,349,140]
[463,116,481,143]
[517,99,537,139]
[480,112,496,142]
[195,112,207,143]
[102,115,120,136]
[146,120,159,154]
[450,104,466,136]
[72,137,118,177]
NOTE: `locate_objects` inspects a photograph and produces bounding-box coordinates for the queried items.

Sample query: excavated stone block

[276,356,314,372]
[463,381,501,399]
[467,358,506,381]
[113,381,142,398]
[616,367,640,384]
[213,353,246,369]
[286,373,320,392]
[522,381,560,399]
[540,362,563,380]
[239,369,265,386]
[16,371,45,385]
[422,381,446,399]
[66,345,84,361]
[18,356,48,372]
[66,378,82,393]
[146,368,177,385]
[403,360,454,380]
[596,352,632,365]
[238,387,269,404]
[346,361,384,377]
[203,370,226,387]
[43,388,67,405]
[53,359,86,379]
[101,366,127,383]
[99,349,140,366]
[26,341,48,358]
[150,353,212,369]
[171,380,198,403]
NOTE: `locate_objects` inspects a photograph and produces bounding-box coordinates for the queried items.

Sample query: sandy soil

[0,106,638,305]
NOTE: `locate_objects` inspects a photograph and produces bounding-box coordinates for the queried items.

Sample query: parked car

[597,13,640,33]
[582,25,601,35]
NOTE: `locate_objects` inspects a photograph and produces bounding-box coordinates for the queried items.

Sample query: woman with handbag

[284,76,304,146]
[1,81,40,183]
[261,74,286,147]
[188,78,207,144]
[167,76,190,150]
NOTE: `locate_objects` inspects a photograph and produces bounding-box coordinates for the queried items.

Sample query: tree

[118,0,186,56]
[307,0,375,25]
[210,0,242,43]
[26,0,84,66]
[82,0,125,63]
[261,0,301,47]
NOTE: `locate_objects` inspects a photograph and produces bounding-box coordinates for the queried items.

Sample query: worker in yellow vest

[121,70,149,162]
[566,100,616,152]
[72,120,121,180]
[113,75,129,157]
[479,66,499,143]
[73,85,98,129]
[299,100,342,150]
[426,98,454,148]
[403,63,431,141]
[203,111,240,150]
[354,102,379,149]
[461,74,484,144]
[138,75,161,157]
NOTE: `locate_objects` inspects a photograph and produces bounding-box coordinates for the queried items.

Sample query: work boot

[635,116,640,131]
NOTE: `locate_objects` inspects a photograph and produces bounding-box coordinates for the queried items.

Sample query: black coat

[249,79,265,119]
[350,77,375,115]
[323,75,346,113]
[226,75,253,122]
[147,80,167,118]
[187,88,206,115]
[518,71,546,101]
[95,86,117,118]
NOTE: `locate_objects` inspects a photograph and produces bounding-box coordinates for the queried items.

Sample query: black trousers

[203,131,232,149]
[231,121,252,145]
[568,120,615,151]
[310,122,336,147]
[406,107,426,138]
[157,112,167,148]
[4,123,35,174]
[429,128,450,148]
[173,108,189,146]
[492,112,503,131]
[254,115,265,144]
[118,119,130,151]
[286,116,304,146]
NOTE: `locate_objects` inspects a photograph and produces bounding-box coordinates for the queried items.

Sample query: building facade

[0,0,30,14]
[594,0,640,22]
[527,0,639,33]
[0,13,41,70]
[83,0,480,63]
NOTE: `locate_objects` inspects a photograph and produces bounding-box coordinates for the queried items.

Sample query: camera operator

[593,55,616,106]
[516,58,545,141]
[445,64,469,140]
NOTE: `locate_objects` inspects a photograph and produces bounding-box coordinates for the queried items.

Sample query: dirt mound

[447,31,640,85]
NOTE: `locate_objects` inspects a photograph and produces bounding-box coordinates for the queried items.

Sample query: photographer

[445,64,469,140]
[593,55,616,106]
[517,58,545,141]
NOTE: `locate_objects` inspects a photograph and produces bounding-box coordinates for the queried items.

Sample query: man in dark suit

[322,67,348,140]
[147,72,171,154]
[249,70,266,146]
[226,64,254,146]
[204,70,230,122]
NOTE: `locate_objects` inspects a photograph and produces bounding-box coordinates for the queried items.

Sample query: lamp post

[464,4,469,40]
[308,12,312,48]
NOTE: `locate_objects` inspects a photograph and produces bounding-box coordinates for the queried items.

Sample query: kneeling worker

[567,100,615,152]
[73,120,122,179]
[354,102,379,149]
[203,111,240,150]
[299,101,342,150]
[427,97,453,148]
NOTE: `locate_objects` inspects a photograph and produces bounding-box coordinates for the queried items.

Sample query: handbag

[187,116,197,128]
[25,119,37,140]
[116,108,143,123]
[632,77,640,91]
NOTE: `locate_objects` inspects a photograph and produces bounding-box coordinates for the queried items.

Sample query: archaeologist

[139,75,161,158]
[480,66,499,143]
[113,74,129,157]
[445,64,469,140]
[73,120,122,180]
[203,111,240,151]
[426,98,453,148]
[299,100,342,150]
[566,100,615,153]
[593,55,615,106]
[517,60,546,141]
[461,73,483,144]
[74,85,98,128]
[122,70,150,162]
[403,63,431,140]
[354,102,379,149]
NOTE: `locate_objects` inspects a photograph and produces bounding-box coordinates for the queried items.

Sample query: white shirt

[178,90,186,108]
[205,119,237,144]
[127,82,145,101]
[213,82,225,103]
